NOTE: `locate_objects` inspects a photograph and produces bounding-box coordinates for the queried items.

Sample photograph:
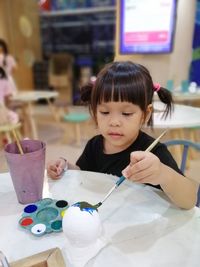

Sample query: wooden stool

[0,123,22,146]
[62,112,90,146]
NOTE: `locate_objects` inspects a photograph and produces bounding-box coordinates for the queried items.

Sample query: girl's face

[96,101,151,154]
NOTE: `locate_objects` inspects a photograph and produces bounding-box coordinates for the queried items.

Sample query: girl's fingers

[56,166,64,175]
[128,169,152,182]
[49,159,67,178]
[47,165,62,179]
[123,158,151,178]
[131,159,152,174]
[49,165,57,172]
[48,170,61,179]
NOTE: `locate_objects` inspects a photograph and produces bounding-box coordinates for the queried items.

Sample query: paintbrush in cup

[94,129,168,209]
[11,128,24,155]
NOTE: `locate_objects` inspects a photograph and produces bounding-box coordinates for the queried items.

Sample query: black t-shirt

[76,131,182,189]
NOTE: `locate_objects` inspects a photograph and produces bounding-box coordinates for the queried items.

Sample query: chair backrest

[166,79,174,91]
[165,139,200,173]
[48,53,74,75]
[48,53,74,104]
[165,139,200,206]
[181,80,189,93]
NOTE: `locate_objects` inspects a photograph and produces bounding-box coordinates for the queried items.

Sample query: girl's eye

[100,111,109,115]
[122,112,133,116]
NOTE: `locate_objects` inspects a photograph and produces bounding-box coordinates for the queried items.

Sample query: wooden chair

[62,112,91,146]
[166,79,174,91]
[0,122,22,146]
[165,139,200,206]
[48,53,74,116]
[181,80,189,93]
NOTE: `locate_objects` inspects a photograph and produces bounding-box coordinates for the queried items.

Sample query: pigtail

[156,86,174,118]
[0,67,7,79]
[79,82,93,104]
[0,39,8,67]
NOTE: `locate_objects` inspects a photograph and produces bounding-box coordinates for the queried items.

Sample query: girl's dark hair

[80,61,173,127]
[0,39,9,67]
[0,66,7,79]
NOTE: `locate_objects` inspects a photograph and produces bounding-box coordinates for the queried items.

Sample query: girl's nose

[109,116,121,126]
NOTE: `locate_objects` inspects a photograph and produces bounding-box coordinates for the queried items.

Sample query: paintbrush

[94,129,168,209]
[11,128,24,155]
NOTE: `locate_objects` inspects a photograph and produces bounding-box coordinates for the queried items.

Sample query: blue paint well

[24,204,37,213]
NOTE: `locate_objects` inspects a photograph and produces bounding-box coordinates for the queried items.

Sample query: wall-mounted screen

[119,0,177,54]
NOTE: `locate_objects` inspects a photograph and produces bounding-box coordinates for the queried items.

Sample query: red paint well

[20,217,33,226]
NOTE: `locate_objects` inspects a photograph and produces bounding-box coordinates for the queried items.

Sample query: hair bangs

[90,61,153,116]
[98,77,147,112]
[96,76,114,103]
[113,78,147,109]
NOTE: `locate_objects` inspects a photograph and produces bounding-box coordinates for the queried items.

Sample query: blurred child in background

[0,67,18,125]
[0,38,18,95]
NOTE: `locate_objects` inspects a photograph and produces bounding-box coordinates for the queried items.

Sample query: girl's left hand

[122,151,163,185]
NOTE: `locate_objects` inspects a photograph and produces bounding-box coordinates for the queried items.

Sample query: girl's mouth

[108,132,123,139]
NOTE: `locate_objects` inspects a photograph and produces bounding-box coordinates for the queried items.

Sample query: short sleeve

[76,138,97,171]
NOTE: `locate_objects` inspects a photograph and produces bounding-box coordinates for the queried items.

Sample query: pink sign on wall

[120,0,177,54]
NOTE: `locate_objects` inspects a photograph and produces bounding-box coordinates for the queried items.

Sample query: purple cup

[4,140,46,204]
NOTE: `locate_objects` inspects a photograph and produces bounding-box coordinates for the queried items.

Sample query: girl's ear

[144,104,153,124]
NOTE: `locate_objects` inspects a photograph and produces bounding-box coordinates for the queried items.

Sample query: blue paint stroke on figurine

[73,202,98,214]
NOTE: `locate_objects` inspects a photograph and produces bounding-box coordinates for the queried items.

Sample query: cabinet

[39,5,116,102]
[40,6,116,68]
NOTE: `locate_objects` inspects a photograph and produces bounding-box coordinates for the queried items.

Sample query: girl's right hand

[47,158,67,180]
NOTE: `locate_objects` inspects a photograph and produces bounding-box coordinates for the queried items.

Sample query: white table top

[154,91,200,102]
[172,91,200,101]
[12,90,59,102]
[153,102,200,129]
[0,170,200,266]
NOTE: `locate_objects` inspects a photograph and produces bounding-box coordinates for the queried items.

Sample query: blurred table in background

[154,90,200,107]
[153,102,200,131]
[12,90,59,139]
[172,91,200,106]
[149,102,200,163]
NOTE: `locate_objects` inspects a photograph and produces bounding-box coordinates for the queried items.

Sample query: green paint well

[51,220,62,231]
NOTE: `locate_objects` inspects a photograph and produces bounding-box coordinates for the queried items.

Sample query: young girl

[47,61,198,209]
[0,67,19,125]
[0,39,18,95]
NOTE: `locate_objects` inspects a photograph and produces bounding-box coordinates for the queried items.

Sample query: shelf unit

[38,4,116,101]
[40,5,116,60]
[40,6,116,16]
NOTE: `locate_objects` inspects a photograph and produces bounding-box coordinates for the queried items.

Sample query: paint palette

[19,198,69,236]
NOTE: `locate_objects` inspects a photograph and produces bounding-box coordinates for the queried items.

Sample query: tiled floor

[0,104,199,184]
